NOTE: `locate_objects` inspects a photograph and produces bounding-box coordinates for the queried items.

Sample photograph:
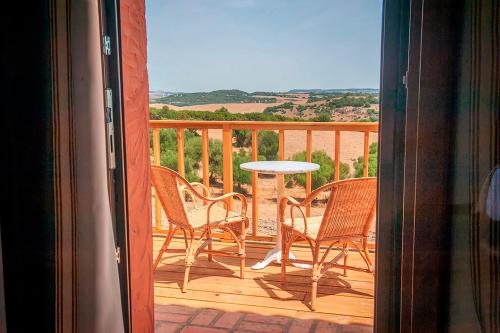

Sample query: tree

[286,150,351,190]
[208,139,223,183]
[233,129,251,147]
[160,150,199,182]
[258,131,279,160]
[232,150,252,192]
[353,143,378,177]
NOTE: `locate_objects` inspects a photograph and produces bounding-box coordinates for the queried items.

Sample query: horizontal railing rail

[150,120,379,242]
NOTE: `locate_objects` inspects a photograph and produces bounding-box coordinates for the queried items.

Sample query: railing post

[363,131,369,177]
[202,129,209,188]
[177,128,185,176]
[334,131,340,181]
[306,130,312,217]
[251,130,259,236]
[152,128,162,229]
[278,130,285,160]
[222,127,233,209]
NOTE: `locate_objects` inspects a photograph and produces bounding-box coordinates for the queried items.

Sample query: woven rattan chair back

[318,177,377,241]
[151,165,190,229]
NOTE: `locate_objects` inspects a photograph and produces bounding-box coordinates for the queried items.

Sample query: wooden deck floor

[153,236,374,333]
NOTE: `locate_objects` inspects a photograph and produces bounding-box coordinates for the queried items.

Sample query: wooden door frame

[49,0,463,331]
[376,0,463,332]
[375,0,410,331]
[50,0,153,331]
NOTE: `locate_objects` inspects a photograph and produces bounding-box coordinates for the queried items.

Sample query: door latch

[115,246,121,264]
[103,35,111,56]
[105,88,116,169]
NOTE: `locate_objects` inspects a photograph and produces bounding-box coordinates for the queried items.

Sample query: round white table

[240,161,320,270]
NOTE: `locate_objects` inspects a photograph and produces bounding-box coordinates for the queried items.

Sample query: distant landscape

[149,89,379,232]
[150,89,379,122]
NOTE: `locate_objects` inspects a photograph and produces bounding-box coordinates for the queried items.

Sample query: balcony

[150,120,378,333]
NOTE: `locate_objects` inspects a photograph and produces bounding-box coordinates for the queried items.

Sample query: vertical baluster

[202,129,209,189]
[277,130,285,243]
[202,129,210,204]
[306,130,312,217]
[222,127,233,209]
[177,128,185,177]
[363,131,369,177]
[278,130,285,160]
[251,130,259,236]
[334,131,340,181]
[153,128,162,229]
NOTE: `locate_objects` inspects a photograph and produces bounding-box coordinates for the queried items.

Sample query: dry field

[150,95,308,114]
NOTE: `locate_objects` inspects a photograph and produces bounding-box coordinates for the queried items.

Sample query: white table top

[240,161,320,175]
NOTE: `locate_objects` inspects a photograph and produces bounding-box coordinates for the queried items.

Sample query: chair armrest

[188,182,211,198]
[278,181,337,235]
[205,192,248,225]
[207,192,247,215]
[279,196,308,234]
[179,183,210,209]
[279,181,337,212]
[177,176,247,215]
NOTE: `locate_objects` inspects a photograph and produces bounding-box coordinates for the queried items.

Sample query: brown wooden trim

[375,0,410,331]
[119,0,154,331]
[51,0,78,331]
[398,0,460,331]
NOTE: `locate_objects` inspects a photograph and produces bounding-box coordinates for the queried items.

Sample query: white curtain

[71,1,125,332]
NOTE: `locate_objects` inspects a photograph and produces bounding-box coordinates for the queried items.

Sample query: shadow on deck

[153,236,374,333]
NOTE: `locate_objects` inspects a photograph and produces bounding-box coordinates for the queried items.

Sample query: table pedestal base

[251,245,311,270]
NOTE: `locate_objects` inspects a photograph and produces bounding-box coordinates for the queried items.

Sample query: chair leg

[363,238,373,272]
[281,227,290,285]
[182,232,196,293]
[239,223,246,279]
[311,278,318,311]
[207,227,213,262]
[182,264,191,293]
[310,243,320,311]
[343,242,349,277]
[153,225,175,270]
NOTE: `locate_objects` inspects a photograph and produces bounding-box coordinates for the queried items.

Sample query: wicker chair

[151,165,248,292]
[279,177,376,310]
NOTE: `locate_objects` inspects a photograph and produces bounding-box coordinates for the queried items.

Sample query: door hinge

[105,88,116,169]
[402,71,408,87]
[115,246,121,264]
[103,35,112,56]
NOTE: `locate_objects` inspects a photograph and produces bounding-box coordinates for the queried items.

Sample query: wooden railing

[150,120,379,241]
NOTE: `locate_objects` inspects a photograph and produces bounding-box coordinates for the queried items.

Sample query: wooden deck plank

[155,286,374,318]
[154,238,375,281]
[153,273,373,298]
[153,237,375,326]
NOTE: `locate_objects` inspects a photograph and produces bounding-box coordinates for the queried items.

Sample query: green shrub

[232,149,252,192]
[233,129,251,147]
[285,150,351,190]
[310,113,331,122]
[258,131,279,160]
[263,102,294,114]
[367,108,379,122]
[159,150,199,182]
[353,143,378,177]
[208,139,223,183]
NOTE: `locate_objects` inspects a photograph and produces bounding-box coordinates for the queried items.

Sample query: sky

[146,0,383,92]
